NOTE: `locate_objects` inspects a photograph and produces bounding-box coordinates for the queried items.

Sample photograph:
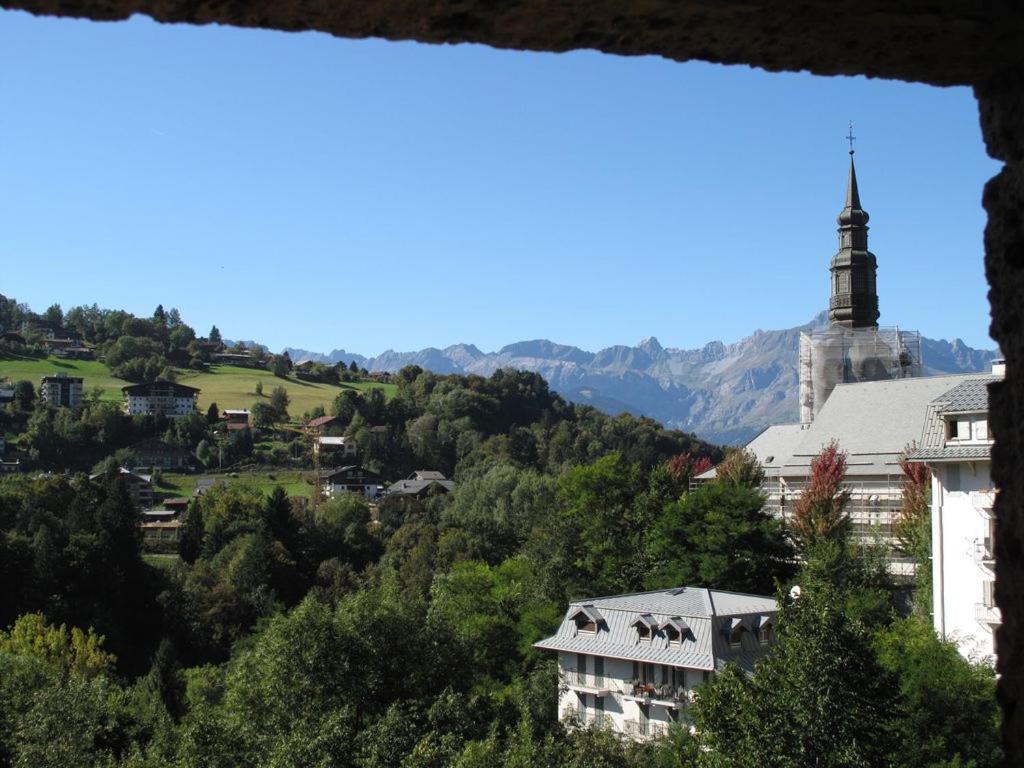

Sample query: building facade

[909,368,1002,661]
[123,381,200,417]
[535,587,778,740]
[320,465,383,499]
[39,373,84,407]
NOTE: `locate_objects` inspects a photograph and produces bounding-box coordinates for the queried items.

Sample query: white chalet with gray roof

[535,587,778,740]
[907,363,1003,662]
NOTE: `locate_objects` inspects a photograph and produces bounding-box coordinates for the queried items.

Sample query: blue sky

[0,11,999,355]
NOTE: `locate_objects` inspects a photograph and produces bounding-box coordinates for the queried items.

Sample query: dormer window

[569,605,603,635]
[661,616,692,645]
[724,618,747,648]
[755,616,774,644]
[631,614,658,643]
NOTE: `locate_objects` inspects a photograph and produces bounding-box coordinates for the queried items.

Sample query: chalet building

[223,409,252,431]
[386,470,455,499]
[698,366,1004,577]
[90,467,154,510]
[908,364,1003,661]
[0,380,13,404]
[320,465,383,500]
[140,509,183,546]
[535,587,778,740]
[132,438,193,470]
[123,381,199,418]
[306,414,343,432]
[315,435,357,462]
[0,457,20,474]
[40,373,84,407]
[162,497,191,516]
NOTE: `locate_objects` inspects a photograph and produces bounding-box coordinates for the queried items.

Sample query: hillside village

[0,155,1006,765]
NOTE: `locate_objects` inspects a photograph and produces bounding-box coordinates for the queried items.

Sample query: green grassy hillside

[0,355,396,417]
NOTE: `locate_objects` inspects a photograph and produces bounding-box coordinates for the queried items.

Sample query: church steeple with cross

[828,124,879,328]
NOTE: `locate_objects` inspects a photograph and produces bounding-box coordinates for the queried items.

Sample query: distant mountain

[284,314,998,445]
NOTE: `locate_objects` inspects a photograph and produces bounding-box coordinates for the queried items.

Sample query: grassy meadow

[156,470,315,499]
[0,355,397,418]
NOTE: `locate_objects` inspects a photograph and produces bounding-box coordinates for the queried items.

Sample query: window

[758,624,773,644]
[637,624,651,641]
[729,625,745,648]
[975,418,989,440]
[947,419,959,439]
[665,625,680,644]
[946,464,961,492]
[574,615,597,634]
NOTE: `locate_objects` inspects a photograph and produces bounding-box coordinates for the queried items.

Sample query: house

[39,373,84,407]
[132,438,193,469]
[535,587,778,740]
[122,380,199,417]
[697,367,1003,577]
[212,352,260,367]
[320,465,383,499]
[306,414,343,431]
[0,457,20,474]
[908,362,1003,662]
[0,331,26,346]
[315,435,357,462]
[0,379,14,404]
[386,470,455,498]
[140,517,183,546]
[90,467,155,510]
[162,497,191,517]
[223,409,251,431]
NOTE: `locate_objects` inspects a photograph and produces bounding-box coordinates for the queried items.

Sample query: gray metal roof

[386,478,455,495]
[932,376,998,415]
[697,423,807,480]
[534,587,778,671]
[907,445,992,462]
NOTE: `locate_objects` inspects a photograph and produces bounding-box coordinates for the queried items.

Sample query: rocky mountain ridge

[285,313,998,445]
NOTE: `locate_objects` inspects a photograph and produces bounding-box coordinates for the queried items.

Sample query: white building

[698,369,1001,577]
[534,587,778,740]
[908,365,1003,662]
[40,373,84,407]
[319,465,383,499]
[314,435,357,461]
[122,381,200,418]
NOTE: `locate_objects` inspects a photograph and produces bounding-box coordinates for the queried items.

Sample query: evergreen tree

[791,441,851,550]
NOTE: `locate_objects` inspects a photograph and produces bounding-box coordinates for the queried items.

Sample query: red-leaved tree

[791,441,852,549]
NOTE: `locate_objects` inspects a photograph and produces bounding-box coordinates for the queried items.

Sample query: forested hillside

[0,294,1001,768]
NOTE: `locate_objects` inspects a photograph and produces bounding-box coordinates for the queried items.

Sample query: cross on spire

[846,121,856,155]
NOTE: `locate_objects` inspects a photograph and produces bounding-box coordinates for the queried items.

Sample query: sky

[0,10,1000,355]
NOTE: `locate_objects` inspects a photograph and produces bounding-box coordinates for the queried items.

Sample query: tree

[790,441,851,550]
[647,480,795,594]
[0,613,116,678]
[209,325,223,346]
[269,386,290,422]
[254,380,264,397]
[349,360,359,373]
[694,585,902,768]
[894,452,931,616]
[206,401,221,425]
[13,380,35,410]
[874,616,1001,768]
[715,448,765,489]
[250,401,278,430]
[269,354,291,378]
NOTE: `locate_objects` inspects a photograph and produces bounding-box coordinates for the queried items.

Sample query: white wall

[556,651,705,740]
[933,460,997,662]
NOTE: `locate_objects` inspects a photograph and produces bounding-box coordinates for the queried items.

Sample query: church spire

[828,129,879,328]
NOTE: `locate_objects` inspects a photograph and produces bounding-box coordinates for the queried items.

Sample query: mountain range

[284,312,998,445]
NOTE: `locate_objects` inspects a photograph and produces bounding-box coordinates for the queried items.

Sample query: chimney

[992,358,1006,377]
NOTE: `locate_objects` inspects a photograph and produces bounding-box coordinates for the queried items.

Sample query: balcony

[974,537,995,568]
[975,602,1002,626]
[971,490,996,514]
[561,707,613,730]
[564,671,616,696]
[622,681,693,708]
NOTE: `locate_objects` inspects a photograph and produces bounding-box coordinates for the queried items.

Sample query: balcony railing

[622,681,693,708]
[971,490,996,513]
[975,602,1002,626]
[974,537,995,568]
[564,671,617,694]
[562,707,613,730]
